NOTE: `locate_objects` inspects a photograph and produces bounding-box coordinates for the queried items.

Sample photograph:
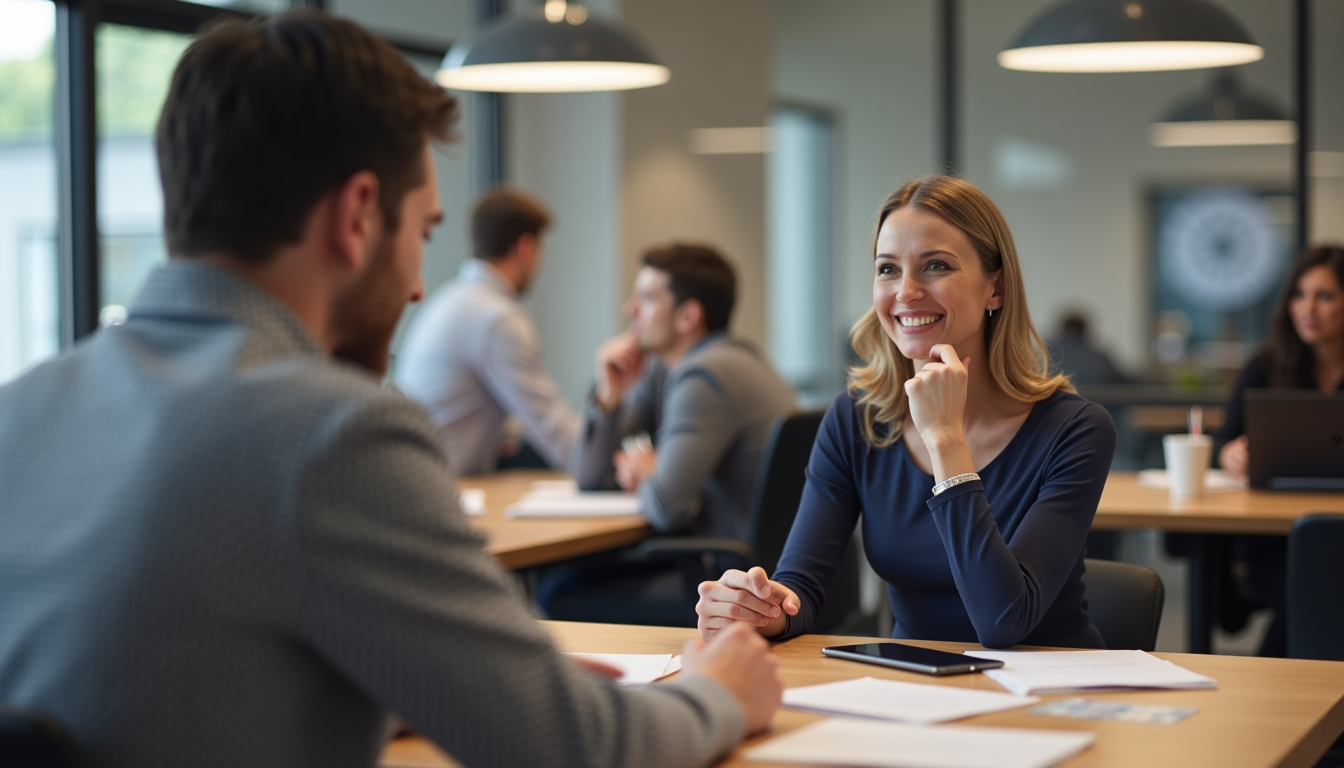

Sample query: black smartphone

[820,642,1004,676]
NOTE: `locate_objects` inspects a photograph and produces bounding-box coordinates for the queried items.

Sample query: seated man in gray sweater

[543,244,796,625]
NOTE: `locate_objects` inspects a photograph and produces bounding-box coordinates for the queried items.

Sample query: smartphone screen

[820,642,1004,676]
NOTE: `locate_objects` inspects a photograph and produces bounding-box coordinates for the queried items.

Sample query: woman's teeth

[899,315,941,327]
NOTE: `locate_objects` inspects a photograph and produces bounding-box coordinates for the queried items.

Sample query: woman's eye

[927,261,950,272]
[877,263,894,276]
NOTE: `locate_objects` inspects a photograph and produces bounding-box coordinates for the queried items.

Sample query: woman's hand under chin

[905,343,972,444]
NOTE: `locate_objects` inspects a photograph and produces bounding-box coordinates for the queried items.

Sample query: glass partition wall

[0,0,59,383]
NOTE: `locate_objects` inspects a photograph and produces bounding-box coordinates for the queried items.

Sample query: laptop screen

[1245,389,1344,491]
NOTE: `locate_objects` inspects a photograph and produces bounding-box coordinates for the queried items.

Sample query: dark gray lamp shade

[1150,72,1296,146]
[1000,0,1263,72]
[437,12,669,92]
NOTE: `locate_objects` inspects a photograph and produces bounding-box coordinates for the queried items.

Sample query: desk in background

[458,469,652,570]
[383,621,1344,768]
[1094,472,1344,653]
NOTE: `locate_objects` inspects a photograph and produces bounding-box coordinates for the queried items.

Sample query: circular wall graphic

[1158,189,1280,312]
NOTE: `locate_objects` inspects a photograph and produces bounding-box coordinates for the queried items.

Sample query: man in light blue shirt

[396,189,580,476]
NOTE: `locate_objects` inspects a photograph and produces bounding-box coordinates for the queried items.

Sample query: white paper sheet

[1136,468,1247,492]
[964,650,1217,697]
[742,718,1095,768]
[565,653,681,685]
[505,490,641,517]
[783,677,1038,724]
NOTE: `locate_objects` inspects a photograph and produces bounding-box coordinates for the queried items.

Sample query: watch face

[1158,188,1281,312]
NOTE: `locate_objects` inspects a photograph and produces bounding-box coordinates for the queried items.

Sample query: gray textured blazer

[0,261,742,768]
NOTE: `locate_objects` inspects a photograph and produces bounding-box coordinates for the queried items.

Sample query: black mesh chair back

[1288,513,1344,661]
[747,410,864,633]
[0,708,83,768]
[1082,558,1165,651]
[748,410,825,573]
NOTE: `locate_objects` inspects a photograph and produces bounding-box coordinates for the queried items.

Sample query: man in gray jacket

[0,12,781,768]
[545,244,795,624]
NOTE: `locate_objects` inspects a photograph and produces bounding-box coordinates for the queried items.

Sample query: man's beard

[330,234,406,377]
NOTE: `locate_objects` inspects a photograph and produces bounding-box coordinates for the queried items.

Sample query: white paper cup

[1163,434,1213,501]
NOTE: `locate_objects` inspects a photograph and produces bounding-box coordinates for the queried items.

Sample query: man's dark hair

[156,11,459,262]
[641,243,737,333]
[471,188,552,260]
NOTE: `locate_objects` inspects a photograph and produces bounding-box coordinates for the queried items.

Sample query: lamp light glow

[1150,121,1297,147]
[1150,72,1295,147]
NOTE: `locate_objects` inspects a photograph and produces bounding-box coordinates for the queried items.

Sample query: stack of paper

[783,677,1037,724]
[963,650,1217,697]
[565,653,681,685]
[743,718,1095,768]
[505,486,641,518]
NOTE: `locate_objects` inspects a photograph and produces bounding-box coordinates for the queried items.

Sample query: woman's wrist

[760,612,790,640]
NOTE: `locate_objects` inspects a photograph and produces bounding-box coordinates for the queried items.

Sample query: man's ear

[674,298,705,335]
[329,170,382,271]
[510,233,537,262]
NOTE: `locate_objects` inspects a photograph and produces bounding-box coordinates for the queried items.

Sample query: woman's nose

[894,274,923,303]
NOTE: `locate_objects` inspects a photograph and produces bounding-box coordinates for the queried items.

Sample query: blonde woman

[696,176,1115,649]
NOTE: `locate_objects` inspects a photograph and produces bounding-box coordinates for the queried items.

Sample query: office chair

[1082,558,1165,651]
[540,410,868,632]
[0,708,84,768]
[1288,514,1344,661]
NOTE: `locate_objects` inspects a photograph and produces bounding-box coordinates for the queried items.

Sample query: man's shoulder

[420,275,516,324]
[677,335,776,380]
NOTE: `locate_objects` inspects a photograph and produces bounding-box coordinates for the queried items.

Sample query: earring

[988,308,994,318]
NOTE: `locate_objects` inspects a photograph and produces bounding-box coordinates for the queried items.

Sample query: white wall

[620,0,773,351]
[509,87,624,405]
[773,0,938,354]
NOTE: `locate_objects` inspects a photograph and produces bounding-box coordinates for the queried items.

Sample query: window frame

[47,0,463,346]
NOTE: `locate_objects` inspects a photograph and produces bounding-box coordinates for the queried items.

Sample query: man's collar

[459,258,517,297]
[128,259,326,358]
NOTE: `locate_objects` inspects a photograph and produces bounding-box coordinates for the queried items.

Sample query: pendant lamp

[436,0,669,93]
[1150,72,1296,146]
[999,0,1263,73]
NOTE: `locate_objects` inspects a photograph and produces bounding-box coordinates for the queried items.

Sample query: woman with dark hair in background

[1214,244,1344,657]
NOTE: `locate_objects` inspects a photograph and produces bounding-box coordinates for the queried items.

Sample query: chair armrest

[637,537,754,563]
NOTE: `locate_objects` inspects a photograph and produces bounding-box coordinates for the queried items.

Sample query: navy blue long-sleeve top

[773,389,1114,649]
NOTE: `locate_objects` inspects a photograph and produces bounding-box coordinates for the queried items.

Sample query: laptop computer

[1245,389,1344,491]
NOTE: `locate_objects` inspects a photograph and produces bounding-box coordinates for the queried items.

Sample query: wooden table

[458,469,652,570]
[383,621,1344,768]
[1093,472,1344,652]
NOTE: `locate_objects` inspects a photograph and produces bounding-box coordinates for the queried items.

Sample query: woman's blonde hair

[848,175,1071,449]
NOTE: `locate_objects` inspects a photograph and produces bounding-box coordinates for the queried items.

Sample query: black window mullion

[55,0,100,345]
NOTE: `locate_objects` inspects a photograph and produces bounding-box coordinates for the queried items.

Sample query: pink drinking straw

[1189,405,1203,437]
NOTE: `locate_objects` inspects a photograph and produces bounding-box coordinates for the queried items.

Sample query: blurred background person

[1047,309,1134,386]
[1211,244,1344,657]
[541,243,795,626]
[396,188,579,476]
